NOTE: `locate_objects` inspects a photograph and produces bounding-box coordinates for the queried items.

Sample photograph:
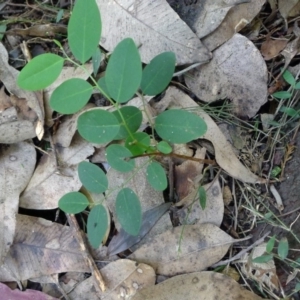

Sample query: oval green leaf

[283,70,295,87]
[272,91,292,99]
[68,0,101,63]
[77,109,120,144]
[278,237,289,260]
[97,77,111,99]
[113,106,143,140]
[157,141,172,154]
[141,52,176,96]
[252,254,273,264]
[116,188,142,236]
[58,192,89,214]
[146,161,167,191]
[87,204,108,248]
[155,110,207,144]
[266,236,276,253]
[92,47,102,77]
[125,132,150,156]
[78,161,108,193]
[106,38,142,103]
[17,53,64,90]
[106,144,135,172]
[50,78,93,114]
[198,186,207,210]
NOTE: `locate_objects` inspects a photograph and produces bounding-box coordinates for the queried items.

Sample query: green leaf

[272,91,292,99]
[295,81,300,90]
[97,77,111,98]
[87,204,108,248]
[113,106,143,140]
[266,236,276,253]
[106,144,135,172]
[278,237,289,259]
[0,24,6,41]
[50,78,93,114]
[56,9,64,23]
[157,141,172,154]
[92,47,101,77]
[59,192,89,214]
[68,0,101,63]
[17,53,64,90]
[78,161,108,193]
[146,161,167,191]
[295,283,300,292]
[125,132,150,156]
[198,186,207,210]
[106,38,142,103]
[141,52,176,95]
[252,254,273,263]
[283,70,296,87]
[280,106,299,118]
[77,109,120,144]
[116,188,142,236]
[270,166,281,178]
[155,110,207,143]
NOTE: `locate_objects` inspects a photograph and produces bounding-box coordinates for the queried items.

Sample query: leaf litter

[0,0,297,299]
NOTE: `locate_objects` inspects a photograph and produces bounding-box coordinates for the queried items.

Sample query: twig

[66,214,106,292]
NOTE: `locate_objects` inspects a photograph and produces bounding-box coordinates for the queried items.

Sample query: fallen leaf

[0,282,59,300]
[6,24,67,37]
[131,271,265,300]
[176,180,224,227]
[261,34,288,60]
[202,0,266,51]
[19,133,94,209]
[65,260,155,300]
[97,0,212,65]
[153,86,264,183]
[0,214,89,282]
[129,223,234,276]
[278,0,299,19]
[0,142,36,262]
[185,34,268,118]
[0,42,44,138]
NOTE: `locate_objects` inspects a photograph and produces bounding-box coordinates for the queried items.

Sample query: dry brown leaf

[261,35,288,60]
[106,157,172,250]
[176,180,224,227]
[202,0,266,51]
[6,24,67,37]
[129,223,234,276]
[0,142,36,263]
[131,271,265,300]
[97,0,212,65]
[0,214,89,282]
[0,42,44,138]
[65,260,155,300]
[185,34,268,118]
[19,134,94,209]
[153,87,263,183]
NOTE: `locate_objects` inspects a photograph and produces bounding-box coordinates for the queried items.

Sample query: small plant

[17,0,207,248]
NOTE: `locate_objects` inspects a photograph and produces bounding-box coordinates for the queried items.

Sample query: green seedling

[17,0,208,248]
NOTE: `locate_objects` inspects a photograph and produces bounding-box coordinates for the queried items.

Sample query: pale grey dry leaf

[129,223,234,276]
[202,0,266,51]
[96,0,212,65]
[169,0,249,39]
[66,260,155,300]
[0,42,44,135]
[152,87,264,184]
[0,142,36,263]
[278,0,299,19]
[0,214,89,282]
[106,157,173,249]
[131,271,265,300]
[108,203,172,256]
[185,34,268,118]
[19,134,94,209]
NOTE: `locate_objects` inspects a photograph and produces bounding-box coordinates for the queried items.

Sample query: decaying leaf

[278,0,299,19]
[0,42,44,138]
[65,260,155,300]
[131,271,265,300]
[20,134,94,209]
[0,142,36,263]
[96,0,212,65]
[129,223,234,276]
[176,180,224,227]
[0,214,89,282]
[6,24,67,37]
[152,87,264,183]
[185,34,268,118]
[202,0,266,51]
[261,35,288,60]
